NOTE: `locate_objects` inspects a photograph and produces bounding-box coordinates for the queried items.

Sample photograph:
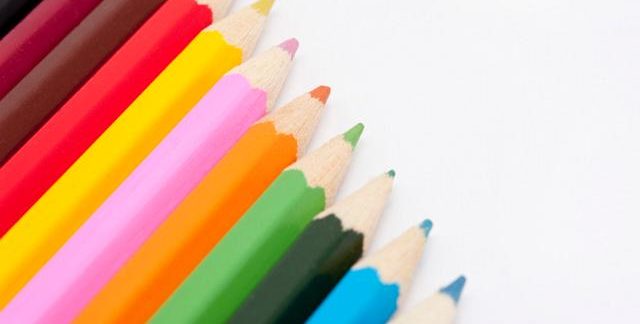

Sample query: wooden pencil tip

[420,219,433,237]
[251,0,275,15]
[203,0,234,19]
[310,86,331,104]
[387,169,396,178]
[343,123,364,148]
[440,275,466,304]
[278,38,299,58]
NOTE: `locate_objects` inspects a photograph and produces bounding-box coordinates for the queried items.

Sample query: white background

[235,0,640,322]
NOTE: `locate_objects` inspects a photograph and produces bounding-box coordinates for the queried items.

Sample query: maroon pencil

[0,0,166,164]
[0,0,104,100]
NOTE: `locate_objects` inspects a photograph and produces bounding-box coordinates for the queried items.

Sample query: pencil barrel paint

[0,31,242,308]
[308,222,432,324]
[76,123,299,323]
[153,126,359,323]
[152,170,327,324]
[0,63,274,323]
[309,268,401,324]
[0,0,166,163]
[232,171,393,323]
[0,0,103,99]
[231,214,365,324]
[78,85,323,323]
[0,0,217,237]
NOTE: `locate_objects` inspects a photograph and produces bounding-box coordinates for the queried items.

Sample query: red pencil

[0,0,104,100]
[0,0,233,236]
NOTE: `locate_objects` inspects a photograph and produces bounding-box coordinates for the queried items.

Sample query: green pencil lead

[387,169,396,178]
[343,123,364,148]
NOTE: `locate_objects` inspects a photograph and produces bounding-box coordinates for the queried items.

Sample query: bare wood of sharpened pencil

[229,41,292,111]
[315,171,394,250]
[289,127,358,206]
[74,86,324,324]
[391,276,466,324]
[151,125,361,324]
[230,171,393,324]
[209,0,274,59]
[355,224,429,305]
[198,0,233,21]
[259,87,327,157]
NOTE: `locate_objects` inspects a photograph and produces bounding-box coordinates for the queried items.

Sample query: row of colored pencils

[0,0,467,323]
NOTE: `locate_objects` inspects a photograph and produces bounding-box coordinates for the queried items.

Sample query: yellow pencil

[0,0,274,307]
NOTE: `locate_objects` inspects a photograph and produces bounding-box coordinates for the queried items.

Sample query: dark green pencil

[230,171,395,324]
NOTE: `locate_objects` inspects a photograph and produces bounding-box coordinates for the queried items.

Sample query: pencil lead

[387,169,396,178]
[440,275,466,304]
[278,38,299,59]
[262,86,328,155]
[420,219,433,237]
[343,123,364,148]
[288,125,359,206]
[310,86,331,104]
[251,0,275,15]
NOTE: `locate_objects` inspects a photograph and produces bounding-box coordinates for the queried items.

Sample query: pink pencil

[0,39,298,324]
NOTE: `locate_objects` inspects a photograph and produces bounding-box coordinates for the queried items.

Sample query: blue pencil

[307,219,432,324]
[391,275,467,324]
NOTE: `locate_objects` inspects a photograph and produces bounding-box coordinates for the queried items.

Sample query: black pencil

[0,0,42,37]
[231,171,395,324]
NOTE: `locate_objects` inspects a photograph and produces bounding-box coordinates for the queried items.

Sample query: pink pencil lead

[278,38,299,58]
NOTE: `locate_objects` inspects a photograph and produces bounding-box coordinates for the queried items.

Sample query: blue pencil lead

[419,219,433,237]
[440,275,466,304]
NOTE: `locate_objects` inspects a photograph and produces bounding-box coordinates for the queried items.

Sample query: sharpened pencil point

[310,86,331,104]
[420,219,433,236]
[387,169,396,177]
[440,275,466,304]
[251,0,275,15]
[278,38,299,58]
[343,123,364,148]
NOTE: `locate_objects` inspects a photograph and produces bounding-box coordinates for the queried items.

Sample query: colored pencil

[0,0,41,37]
[0,41,295,324]
[0,0,240,236]
[77,86,329,323]
[0,3,271,307]
[391,276,467,324]
[0,0,103,99]
[152,124,364,324]
[308,219,433,324]
[232,171,396,324]
[0,0,166,163]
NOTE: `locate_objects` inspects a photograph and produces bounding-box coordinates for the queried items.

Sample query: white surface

[236,0,640,322]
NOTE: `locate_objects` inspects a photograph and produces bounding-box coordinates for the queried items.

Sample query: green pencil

[151,123,364,324]
[230,170,395,324]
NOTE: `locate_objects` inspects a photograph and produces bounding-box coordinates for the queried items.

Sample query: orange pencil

[76,86,330,323]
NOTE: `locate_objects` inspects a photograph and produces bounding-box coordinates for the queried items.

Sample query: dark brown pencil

[0,0,104,99]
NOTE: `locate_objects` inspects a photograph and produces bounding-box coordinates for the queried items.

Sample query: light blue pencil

[307,219,432,324]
